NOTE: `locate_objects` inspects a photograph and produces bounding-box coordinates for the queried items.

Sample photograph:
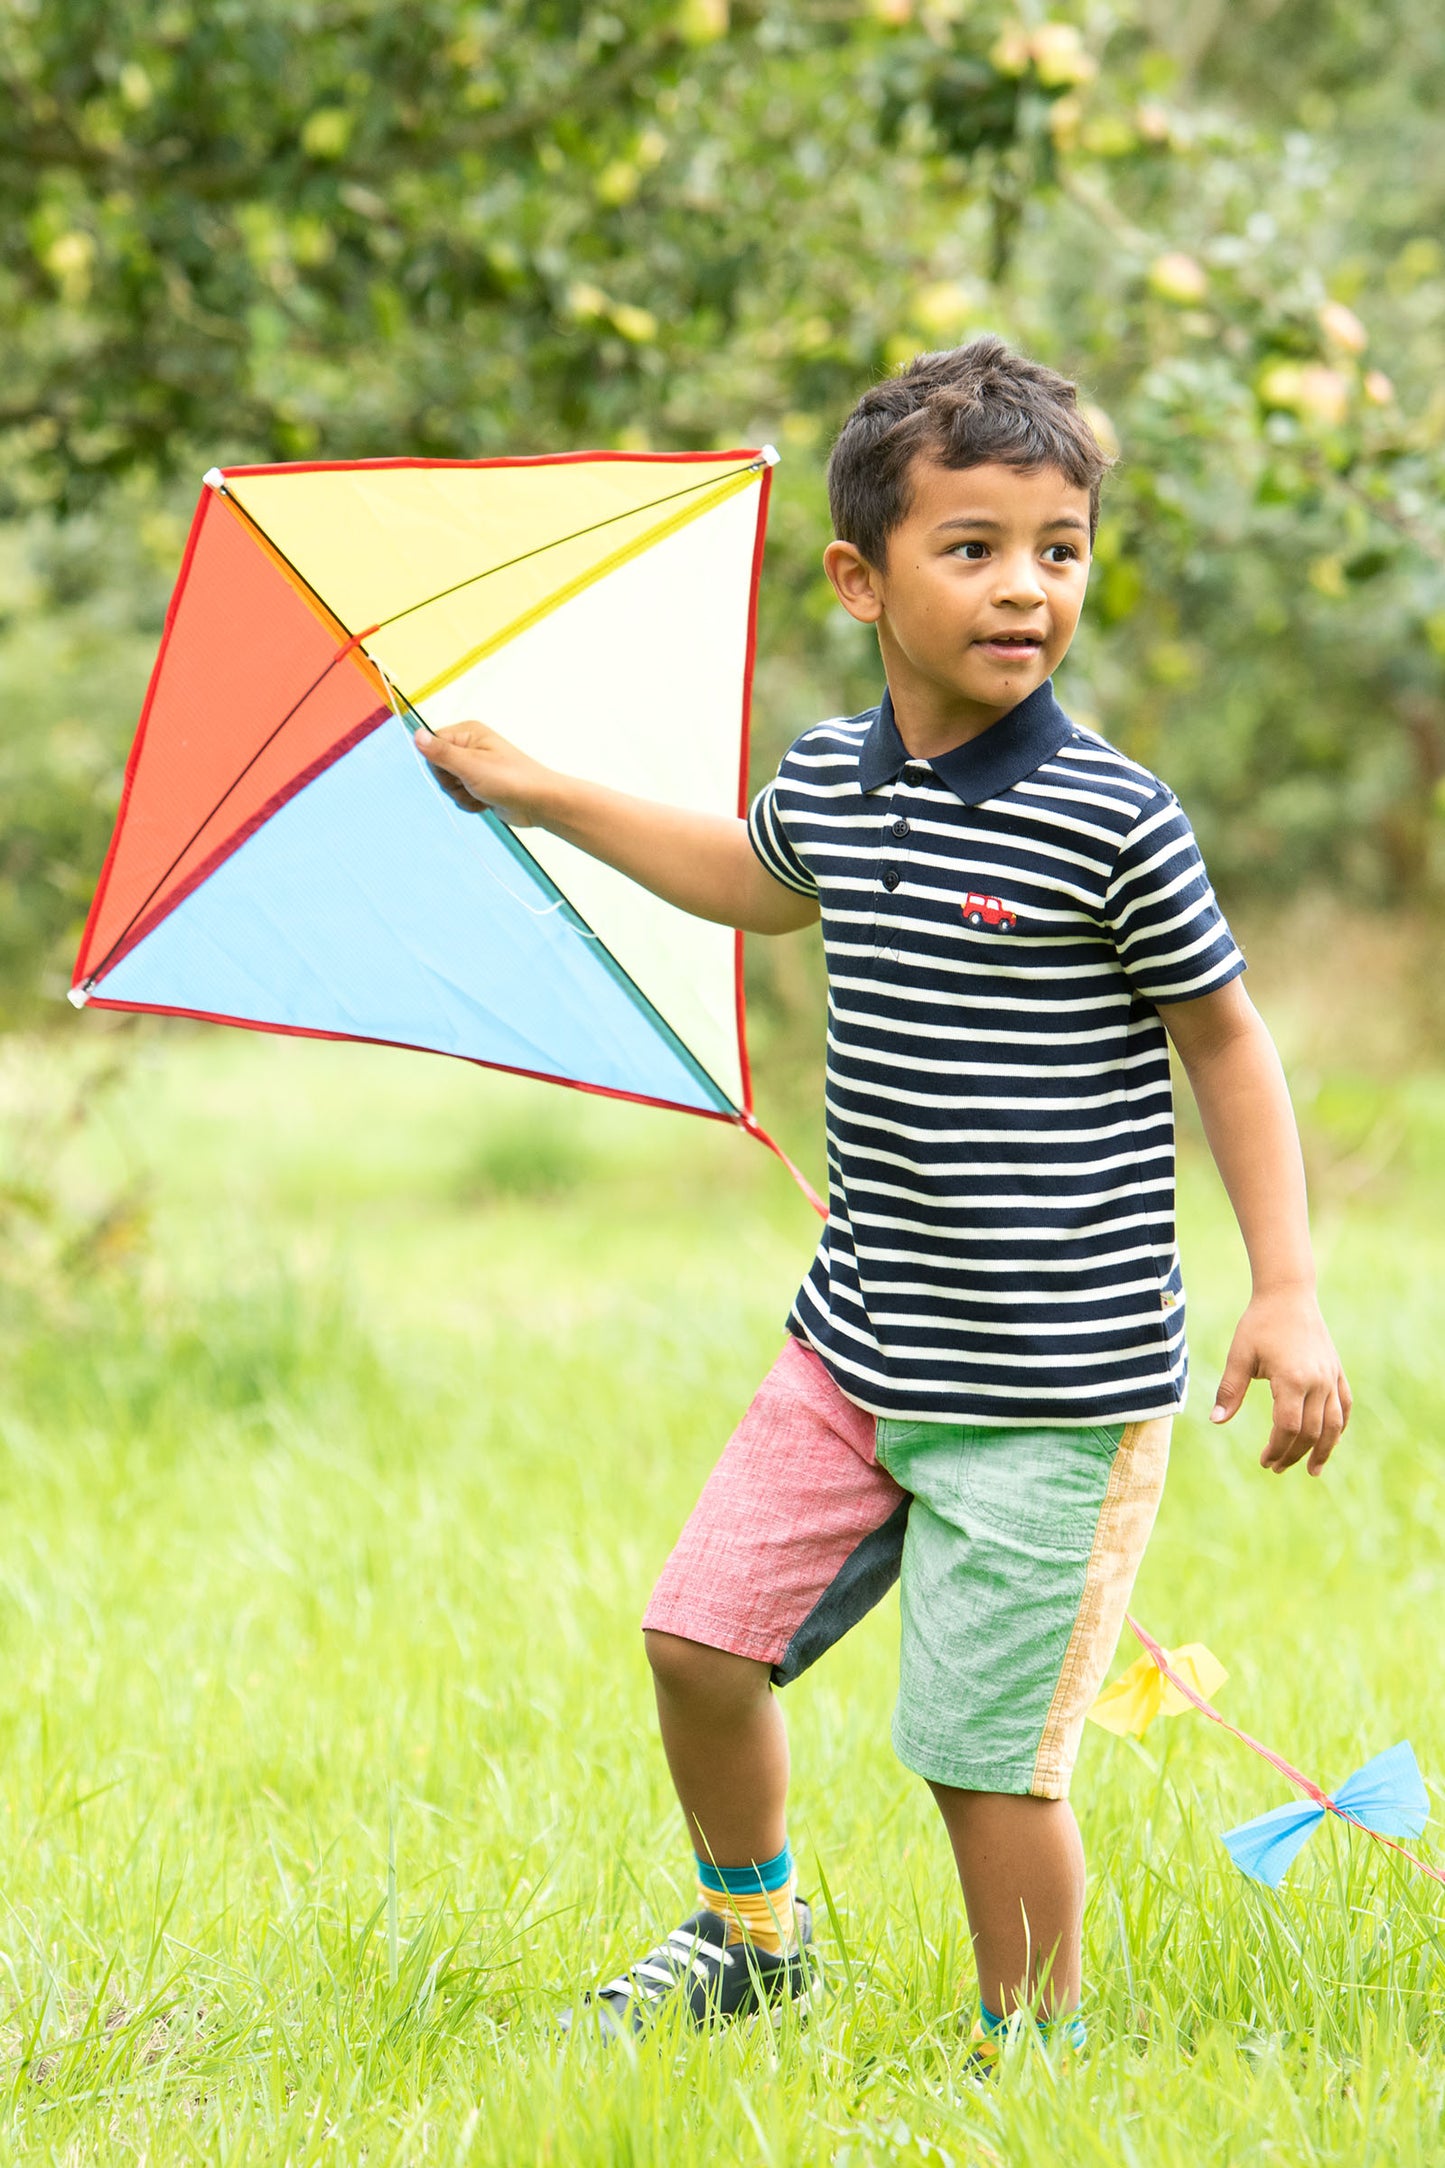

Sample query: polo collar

[858,679,1075,805]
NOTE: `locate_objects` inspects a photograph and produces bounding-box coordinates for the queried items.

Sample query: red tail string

[739,1112,828,1218]
[1126,1615,1445,1885]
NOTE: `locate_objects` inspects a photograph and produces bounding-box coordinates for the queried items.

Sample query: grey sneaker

[562,1899,818,2038]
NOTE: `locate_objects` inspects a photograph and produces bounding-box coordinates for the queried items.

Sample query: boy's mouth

[974,631,1046,661]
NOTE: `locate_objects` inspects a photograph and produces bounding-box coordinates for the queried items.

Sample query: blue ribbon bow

[1221,1740,1429,1888]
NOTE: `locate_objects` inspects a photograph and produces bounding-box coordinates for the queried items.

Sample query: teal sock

[978,2002,1087,2052]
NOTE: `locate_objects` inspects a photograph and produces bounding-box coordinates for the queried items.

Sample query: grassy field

[2,1003,1444,2165]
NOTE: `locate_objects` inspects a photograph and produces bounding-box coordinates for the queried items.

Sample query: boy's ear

[823,539,886,624]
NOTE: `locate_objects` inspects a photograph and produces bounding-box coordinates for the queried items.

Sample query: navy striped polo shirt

[747,678,1246,1426]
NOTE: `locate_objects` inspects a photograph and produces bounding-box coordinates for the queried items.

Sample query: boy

[415,339,1350,2051]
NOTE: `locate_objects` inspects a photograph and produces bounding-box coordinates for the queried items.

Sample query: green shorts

[644,1340,1172,1801]
[875,1414,1172,1796]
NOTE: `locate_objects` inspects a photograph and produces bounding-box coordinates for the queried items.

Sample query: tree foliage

[1,0,1442,1022]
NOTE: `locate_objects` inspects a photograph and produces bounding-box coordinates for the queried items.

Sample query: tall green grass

[0,1025,1443,2164]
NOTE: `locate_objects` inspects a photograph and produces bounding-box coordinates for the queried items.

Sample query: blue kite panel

[100,720,729,1113]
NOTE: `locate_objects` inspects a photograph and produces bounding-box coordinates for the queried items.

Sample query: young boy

[415,339,1350,2050]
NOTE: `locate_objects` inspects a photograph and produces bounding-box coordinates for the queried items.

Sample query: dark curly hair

[827,336,1113,566]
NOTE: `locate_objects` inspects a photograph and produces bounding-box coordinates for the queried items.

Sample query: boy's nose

[991,556,1048,605]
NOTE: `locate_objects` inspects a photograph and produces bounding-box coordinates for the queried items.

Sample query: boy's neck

[880,640,1043,762]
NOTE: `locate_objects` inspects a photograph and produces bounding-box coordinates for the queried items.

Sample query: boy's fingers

[1307,1389,1346,1476]
[424,763,489,812]
[1338,1370,1353,1427]
[1284,1384,1329,1468]
[1209,1343,1254,1424]
[409,727,496,809]
[1261,1387,1304,1468]
[1264,1377,1350,1472]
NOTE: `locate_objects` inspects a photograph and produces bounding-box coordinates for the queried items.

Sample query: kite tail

[1126,1616,1445,1887]
[739,1112,828,1218]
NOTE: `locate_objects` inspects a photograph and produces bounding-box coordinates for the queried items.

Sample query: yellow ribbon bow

[1086,1643,1227,1739]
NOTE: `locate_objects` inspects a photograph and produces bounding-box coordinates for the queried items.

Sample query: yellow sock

[693,1844,797,1953]
[966,2017,1003,2069]
[696,1875,796,1952]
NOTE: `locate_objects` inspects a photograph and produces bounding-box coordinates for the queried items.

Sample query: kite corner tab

[202,467,226,492]
[67,981,92,1009]
[758,444,781,468]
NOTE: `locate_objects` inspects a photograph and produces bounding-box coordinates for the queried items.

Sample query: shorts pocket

[873,1419,935,1480]
[953,1424,1122,1556]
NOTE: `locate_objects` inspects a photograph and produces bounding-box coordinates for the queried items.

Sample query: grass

[1,1013,1444,2164]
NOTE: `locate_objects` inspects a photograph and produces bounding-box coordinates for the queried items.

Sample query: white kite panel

[421,483,763,1109]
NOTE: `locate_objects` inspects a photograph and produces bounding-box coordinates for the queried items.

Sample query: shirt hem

[786,1320,1186,1430]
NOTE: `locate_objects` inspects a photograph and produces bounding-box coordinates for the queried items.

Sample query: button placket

[880,782,917,895]
[875,780,915,964]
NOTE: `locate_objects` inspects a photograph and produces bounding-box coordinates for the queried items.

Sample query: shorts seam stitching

[1030,1420,1141,1792]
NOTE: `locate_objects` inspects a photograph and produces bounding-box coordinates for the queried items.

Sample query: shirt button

[904,763,929,783]
[891,817,910,838]
[882,868,901,892]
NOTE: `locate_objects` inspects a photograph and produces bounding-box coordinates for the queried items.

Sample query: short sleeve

[1105,790,1245,1003]
[747,777,818,898]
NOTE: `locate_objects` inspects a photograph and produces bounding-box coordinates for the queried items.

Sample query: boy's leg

[875,1414,1172,2025]
[645,1633,788,1866]
[928,1787,1084,2014]
[630,1339,907,1969]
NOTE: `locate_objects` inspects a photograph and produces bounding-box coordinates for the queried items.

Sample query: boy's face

[823,458,1092,732]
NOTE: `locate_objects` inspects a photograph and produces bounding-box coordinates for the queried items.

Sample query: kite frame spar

[70,447,822,1206]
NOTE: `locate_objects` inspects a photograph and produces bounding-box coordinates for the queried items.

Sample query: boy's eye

[1044,544,1079,564]
[953,541,989,560]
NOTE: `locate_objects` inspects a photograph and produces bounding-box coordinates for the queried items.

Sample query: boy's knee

[644,1629,771,1711]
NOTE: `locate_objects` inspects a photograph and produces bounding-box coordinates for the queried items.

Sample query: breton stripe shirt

[747,678,1246,1427]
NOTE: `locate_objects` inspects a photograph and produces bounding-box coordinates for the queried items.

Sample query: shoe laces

[600,1926,734,2008]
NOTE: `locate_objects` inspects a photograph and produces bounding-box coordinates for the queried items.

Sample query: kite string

[739,1111,828,1218]
[1126,1616,1445,1886]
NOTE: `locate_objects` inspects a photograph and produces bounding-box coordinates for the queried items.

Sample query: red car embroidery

[962,892,1017,932]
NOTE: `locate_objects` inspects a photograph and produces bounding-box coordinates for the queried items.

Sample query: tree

[0,0,1441,1023]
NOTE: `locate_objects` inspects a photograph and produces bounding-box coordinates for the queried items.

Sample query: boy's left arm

[1158,976,1351,1477]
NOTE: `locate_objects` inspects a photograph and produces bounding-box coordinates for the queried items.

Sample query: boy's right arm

[413,719,819,936]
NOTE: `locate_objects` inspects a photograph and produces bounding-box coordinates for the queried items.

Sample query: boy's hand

[1209,1288,1351,1477]
[412,719,555,827]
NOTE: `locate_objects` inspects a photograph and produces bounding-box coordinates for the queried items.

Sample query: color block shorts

[642,1338,1171,1798]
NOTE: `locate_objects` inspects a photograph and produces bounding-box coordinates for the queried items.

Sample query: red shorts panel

[642,1337,909,1682]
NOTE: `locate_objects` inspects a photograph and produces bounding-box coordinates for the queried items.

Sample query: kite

[1102,1619,1442,1893]
[69,446,821,1206]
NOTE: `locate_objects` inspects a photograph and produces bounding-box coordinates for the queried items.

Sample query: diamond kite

[70,448,809,1167]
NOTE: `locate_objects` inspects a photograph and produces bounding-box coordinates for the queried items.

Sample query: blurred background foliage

[1,0,1443,1028]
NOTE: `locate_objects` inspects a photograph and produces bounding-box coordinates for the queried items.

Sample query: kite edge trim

[77,996,747,1125]
[732,461,773,1123]
[72,486,215,993]
[216,447,773,480]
